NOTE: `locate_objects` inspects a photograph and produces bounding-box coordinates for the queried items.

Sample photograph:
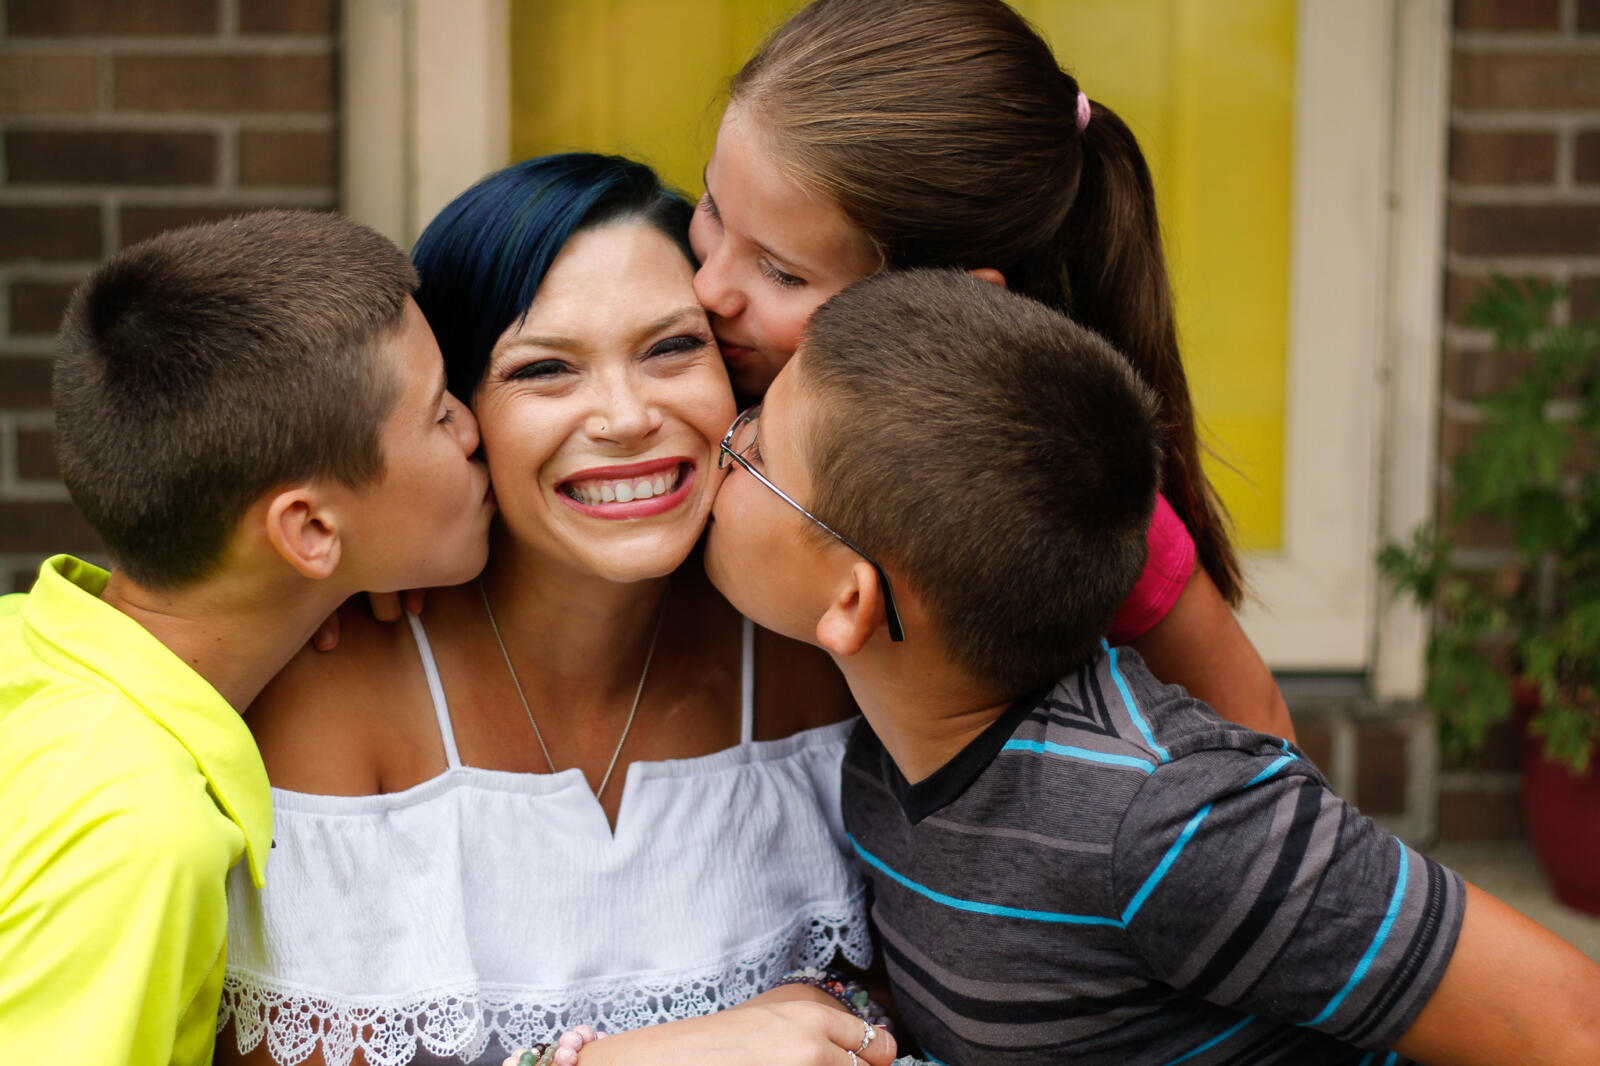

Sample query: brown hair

[54,209,418,589]
[800,270,1160,693]
[730,0,1242,604]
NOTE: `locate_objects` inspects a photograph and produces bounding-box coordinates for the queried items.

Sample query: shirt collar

[890,683,1052,824]
[21,555,273,887]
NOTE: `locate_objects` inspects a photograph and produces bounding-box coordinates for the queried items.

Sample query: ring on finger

[847,1053,859,1066]
[854,1020,876,1054]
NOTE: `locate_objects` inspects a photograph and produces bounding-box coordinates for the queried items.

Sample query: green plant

[1380,277,1600,774]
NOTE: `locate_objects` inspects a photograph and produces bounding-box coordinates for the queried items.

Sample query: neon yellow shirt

[0,555,271,1066]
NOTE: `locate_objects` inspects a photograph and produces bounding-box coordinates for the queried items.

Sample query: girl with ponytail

[691,0,1291,736]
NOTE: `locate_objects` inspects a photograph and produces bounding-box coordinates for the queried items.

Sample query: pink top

[1107,493,1196,644]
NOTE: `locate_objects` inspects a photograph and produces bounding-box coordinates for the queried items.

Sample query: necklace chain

[477,578,667,802]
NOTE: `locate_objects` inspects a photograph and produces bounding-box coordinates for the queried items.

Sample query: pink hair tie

[1075,91,1091,132]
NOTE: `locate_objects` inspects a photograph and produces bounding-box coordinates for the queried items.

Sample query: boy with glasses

[0,211,494,1065]
[703,268,1600,1065]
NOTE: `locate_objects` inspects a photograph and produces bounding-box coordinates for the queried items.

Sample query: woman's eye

[506,359,569,381]
[437,407,456,425]
[697,194,721,225]
[759,259,805,289]
[646,335,708,359]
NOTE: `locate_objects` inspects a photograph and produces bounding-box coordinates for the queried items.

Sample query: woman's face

[690,103,881,398]
[472,222,735,584]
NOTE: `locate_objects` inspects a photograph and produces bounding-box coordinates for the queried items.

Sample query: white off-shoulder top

[218,614,871,1066]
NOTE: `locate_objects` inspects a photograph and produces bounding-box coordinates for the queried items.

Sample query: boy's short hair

[800,269,1160,692]
[54,209,419,589]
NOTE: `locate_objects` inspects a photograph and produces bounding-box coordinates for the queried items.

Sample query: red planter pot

[1516,686,1600,916]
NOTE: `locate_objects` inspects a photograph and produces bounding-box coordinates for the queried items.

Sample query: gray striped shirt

[842,645,1464,1065]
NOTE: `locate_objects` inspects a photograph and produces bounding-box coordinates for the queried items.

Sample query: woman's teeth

[567,467,682,506]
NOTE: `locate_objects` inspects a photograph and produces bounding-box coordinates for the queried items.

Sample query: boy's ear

[816,560,888,657]
[263,486,342,581]
[968,267,1006,289]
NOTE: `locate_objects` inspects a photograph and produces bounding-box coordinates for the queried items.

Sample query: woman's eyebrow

[496,333,581,354]
[637,306,704,338]
[491,306,704,360]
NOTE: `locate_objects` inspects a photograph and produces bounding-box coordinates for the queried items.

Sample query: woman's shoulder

[671,557,857,741]
[247,597,445,795]
[752,628,857,740]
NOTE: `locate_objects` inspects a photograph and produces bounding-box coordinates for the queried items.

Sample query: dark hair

[54,209,417,590]
[800,270,1160,693]
[731,0,1242,604]
[411,152,694,402]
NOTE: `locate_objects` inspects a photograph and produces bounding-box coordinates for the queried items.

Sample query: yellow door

[1017,2,1295,551]
[511,0,1296,552]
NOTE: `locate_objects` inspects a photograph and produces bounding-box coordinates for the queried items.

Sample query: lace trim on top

[218,890,870,1066]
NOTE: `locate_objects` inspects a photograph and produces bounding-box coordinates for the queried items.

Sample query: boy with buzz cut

[0,210,494,1066]
[703,268,1600,1066]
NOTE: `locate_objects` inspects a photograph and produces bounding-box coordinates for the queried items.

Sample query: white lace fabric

[220,898,870,1066]
[218,717,872,1066]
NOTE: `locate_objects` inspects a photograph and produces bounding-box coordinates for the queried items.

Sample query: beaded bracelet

[502,1024,607,1066]
[773,966,891,1031]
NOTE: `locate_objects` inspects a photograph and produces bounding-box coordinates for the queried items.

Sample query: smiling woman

[471,223,729,583]
[212,154,897,1066]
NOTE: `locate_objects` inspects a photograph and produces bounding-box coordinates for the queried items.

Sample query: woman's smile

[557,457,696,518]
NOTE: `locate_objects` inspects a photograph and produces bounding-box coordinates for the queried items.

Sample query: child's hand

[681,1001,896,1065]
[549,1002,897,1066]
[713,1001,897,1065]
[310,590,427,651]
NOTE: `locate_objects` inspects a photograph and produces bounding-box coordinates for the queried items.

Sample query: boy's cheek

[708,471,757,532]
[705,488,754,576]
[705,460,734,504]
[706,491,778,605]
[702,519,754,615]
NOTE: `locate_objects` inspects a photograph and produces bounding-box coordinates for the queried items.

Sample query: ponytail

[735,0,1244,604]
[1066,100,1244,604]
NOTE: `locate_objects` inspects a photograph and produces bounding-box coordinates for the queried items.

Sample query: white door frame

[1236,0,1449,694]
[340,0,510,249]
[342,0,1452,697]
[1373,0,1453,700]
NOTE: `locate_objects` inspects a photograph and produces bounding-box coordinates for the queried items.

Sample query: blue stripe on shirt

[1122,803,1212,924]
[1242,753,1298,789]
[1103,640,1170,762]
[1003,738,1157,774]
[848,833,1124,927]
[1162,1015,1255,1065]
[1305,837,1410,1027]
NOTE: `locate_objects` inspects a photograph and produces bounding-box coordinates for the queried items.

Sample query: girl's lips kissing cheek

[557,458,696,519]
[715,336,759,365]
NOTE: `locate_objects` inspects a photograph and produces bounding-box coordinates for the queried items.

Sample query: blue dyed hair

[411,153,695,402]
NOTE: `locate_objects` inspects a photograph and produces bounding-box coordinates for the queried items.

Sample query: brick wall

[1434,0,1600,839]
[0,0,336,591]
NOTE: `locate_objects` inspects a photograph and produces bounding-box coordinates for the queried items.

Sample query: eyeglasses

[718,405,905,641]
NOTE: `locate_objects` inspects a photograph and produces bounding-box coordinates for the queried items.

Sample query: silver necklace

[477,578,667,802]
